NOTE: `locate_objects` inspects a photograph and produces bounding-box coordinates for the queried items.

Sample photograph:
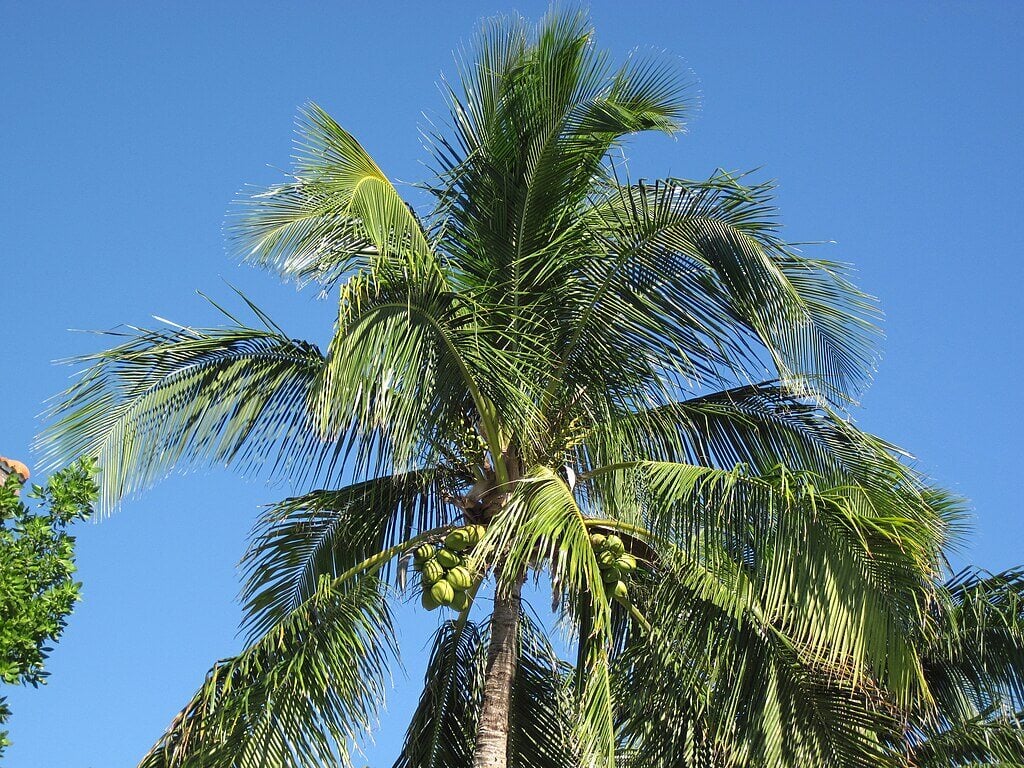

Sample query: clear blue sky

[3,1,1022,765]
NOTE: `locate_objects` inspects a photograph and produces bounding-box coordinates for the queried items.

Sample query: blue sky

[2,1,1023,765]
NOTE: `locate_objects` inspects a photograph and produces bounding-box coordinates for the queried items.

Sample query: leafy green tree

[0,459,98,758]
[39,9,1022,768]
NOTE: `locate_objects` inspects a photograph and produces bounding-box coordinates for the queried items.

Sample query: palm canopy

[40,9,1020,768]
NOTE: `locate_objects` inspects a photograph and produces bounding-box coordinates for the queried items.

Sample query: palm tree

[39,9,1021,768]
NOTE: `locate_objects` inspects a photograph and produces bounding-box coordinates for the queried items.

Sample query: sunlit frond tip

[228,102,434,289]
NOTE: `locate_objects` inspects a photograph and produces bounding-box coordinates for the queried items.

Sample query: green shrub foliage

[0,459,98,757]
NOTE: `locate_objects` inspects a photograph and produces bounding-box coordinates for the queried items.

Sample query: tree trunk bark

[472,571,524,768]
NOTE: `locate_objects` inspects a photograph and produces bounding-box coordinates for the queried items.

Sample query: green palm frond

[897,568,1024,766]
[920,568,1024,725]
[39,306,330,509]
[241,470,448,639]
[433,9,693,306]
[566,174,881,408]
[909,709,1024,767]
[313,270,545,478]
[137,577,396,768]
[230,103,437,289]
[394,612,578,768]
[508,613,579,768]
[394,620,484,768]
[586,382,894,478]
[481,468,616,767]
[583,459,951,704]
[615,547,899,768]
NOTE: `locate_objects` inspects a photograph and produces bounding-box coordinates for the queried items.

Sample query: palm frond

[586,382,893,478]
[922,568,1024,722]
[313,271,544,477]
[583,459,950,706]
[909,709,1024,768]
[230,103,437,289]
[508,613,579,768]
[393,620,484,768]
[481,468,616,767]
[432,10,693,311]
[615,546,899,768]
[555,173,881,410]
[39,309,330,509]
[241,470,449,639]
[137,577,396,768]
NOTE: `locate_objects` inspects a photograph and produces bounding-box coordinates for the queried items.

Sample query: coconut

[589,532,607,550]
[615,554,637,572]
[601,566,622,583]
[431,579,455,605]
[449,591,470,611]
[605,535,625,556]
[469,524,486,545]
[421,590,441,611]
[446,566,473,591]
[597,549,618,567]
[612,581,629,601]
[445,528,472,552]
[436,548,462,569]
[413,544,435,564]
[422,559,445,584]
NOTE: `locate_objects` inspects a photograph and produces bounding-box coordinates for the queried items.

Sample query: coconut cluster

[413,524,485,611]
[590,532,637,602]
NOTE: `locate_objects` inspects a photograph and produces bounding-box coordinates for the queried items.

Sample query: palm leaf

[39,306,330,509]
[230,103,437,289]
[393,620,484,768]
[583,459,949,705]
[137,577,396,768]
[508,613,579,768]
[615,546,899,768]
[481,468,616,767]
[916,568,1024,732]
[394,612,578,768]
[240,470,447,639]
[909,709,1024,767]
[556,173,881,410]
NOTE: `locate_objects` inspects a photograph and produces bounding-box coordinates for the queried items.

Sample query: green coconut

[413,544,436,564]
[468,524,486,545]
[589,532,607,550]
[449,591,470,611]
[445,528,472,552]
[421,559,445,584]
[612,580,629,601]
[446,566,473,591]
[436,548,461,569]
[597,549,618,567]
[421,590,441,611]
[605,535,625,556]
[430,579,456,605]
[615,553,637,572]
[601,566,622,583]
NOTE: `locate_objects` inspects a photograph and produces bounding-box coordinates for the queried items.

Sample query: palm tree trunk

[472,571,524,768]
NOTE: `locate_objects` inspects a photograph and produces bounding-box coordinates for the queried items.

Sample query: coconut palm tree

[39,9,1021,768]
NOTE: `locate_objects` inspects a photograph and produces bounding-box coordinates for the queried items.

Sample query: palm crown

[40,10,1023,768]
